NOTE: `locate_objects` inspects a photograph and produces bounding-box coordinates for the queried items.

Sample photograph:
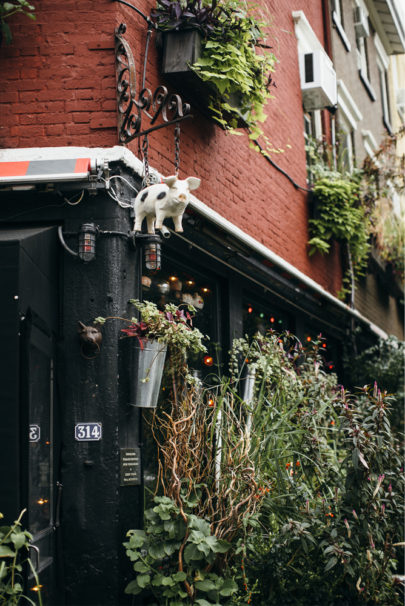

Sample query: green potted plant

[153,0,277,134]
[95,299,207,407]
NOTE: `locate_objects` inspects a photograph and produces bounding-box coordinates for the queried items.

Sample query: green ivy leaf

[0,545,16,557]
[124,579,142,595]
[11,532,27,551]
[219,578,238,596]
[137,573,151,589]
[195,578,217,592]
[173,571,187,582]
[325,556,338,571]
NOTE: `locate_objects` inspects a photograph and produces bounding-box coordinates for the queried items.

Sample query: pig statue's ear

[186,177,201,191]
[162,175,178,187]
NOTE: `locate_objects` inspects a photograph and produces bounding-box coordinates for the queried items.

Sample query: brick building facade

[0,0,403,604]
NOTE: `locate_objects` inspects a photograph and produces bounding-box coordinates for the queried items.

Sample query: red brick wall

[0,0,118,147]
[0,0,342,295]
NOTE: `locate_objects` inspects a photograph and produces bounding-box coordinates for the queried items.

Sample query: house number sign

[29,424,40,442]
[75,423,102,441]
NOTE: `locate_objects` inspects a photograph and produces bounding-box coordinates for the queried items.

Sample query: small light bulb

[203,355,214,367]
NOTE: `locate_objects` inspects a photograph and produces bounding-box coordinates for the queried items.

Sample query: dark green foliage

[124,333,404,605]
[344,335,405,435]
[237,339,404,606]
[124,496,238,605]
[308,174,371,297]
[0,1,35,45]
[0,510,42,606]
[151,0,223,36]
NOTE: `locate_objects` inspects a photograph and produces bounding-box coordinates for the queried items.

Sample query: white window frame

[362,129,379,159]
[331,0,351,51]
[374,33,392,132]
[336,81,362,172]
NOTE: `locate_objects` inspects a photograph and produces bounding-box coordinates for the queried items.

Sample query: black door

[0,226,62,604]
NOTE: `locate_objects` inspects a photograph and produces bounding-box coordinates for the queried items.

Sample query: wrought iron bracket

[115,23,192,144]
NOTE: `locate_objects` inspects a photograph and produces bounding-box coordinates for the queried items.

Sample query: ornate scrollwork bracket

[115,23,192,144]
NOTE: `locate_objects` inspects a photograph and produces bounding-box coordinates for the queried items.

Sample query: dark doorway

[0,226,62,604]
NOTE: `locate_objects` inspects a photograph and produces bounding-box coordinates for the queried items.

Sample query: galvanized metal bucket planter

[128,339,167,408]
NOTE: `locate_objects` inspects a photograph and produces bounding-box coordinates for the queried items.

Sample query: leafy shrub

[0,510,42,606]
[124,332,404,605]
[230,335,404,605]
[124,496,238,605]
[308,174,371,297]
[344,335,405,435]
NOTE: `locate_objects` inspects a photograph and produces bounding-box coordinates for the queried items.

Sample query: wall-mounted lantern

[78,223,97,262]
[143,234,162,272]
[58,224,98,262]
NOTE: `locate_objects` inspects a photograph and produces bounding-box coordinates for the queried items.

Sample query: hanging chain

[142,135,151,187]
[174,123,181,175]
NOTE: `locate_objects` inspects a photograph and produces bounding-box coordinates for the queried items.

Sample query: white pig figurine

[133,175,201,234]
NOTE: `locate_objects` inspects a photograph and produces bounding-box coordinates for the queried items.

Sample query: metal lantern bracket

[58,224,132,262]
[115,22,192,144]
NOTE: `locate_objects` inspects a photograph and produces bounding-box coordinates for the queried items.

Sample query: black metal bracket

[115,23,192,144]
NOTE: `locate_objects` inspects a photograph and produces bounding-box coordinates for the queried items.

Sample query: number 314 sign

[75,423,102,441]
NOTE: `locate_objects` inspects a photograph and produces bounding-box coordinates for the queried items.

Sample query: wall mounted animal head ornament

[133,175,201,234]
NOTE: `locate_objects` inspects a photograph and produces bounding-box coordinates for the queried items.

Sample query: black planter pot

[161,29,202,76]
[160,29,215,117]
[160,29,247,128]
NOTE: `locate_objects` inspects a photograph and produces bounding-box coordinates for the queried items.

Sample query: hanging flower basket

[153,0,277,134]
[159,29,251,129]
[128,339,167,408]
[94,299,207,406]
[159,29,216,119]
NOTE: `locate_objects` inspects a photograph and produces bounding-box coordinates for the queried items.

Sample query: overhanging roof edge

[0,146,388,339]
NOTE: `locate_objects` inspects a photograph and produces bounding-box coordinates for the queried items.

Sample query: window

[354,2,376,100]
[374,33,392,133]
[141,253,220,374]
[356,35,370,81]
[337,119,355,173]
[304,110,323,182]
[336,80,361,171]
[243,296,293,338]
[378,64,392,131]
[332,0,351,51]
[336,80,362,172]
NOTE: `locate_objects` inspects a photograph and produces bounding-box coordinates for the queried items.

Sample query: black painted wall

[0,180,144,606]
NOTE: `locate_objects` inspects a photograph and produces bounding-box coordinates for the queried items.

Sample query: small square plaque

[120,447,141,486]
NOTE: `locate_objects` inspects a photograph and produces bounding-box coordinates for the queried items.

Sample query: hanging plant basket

[159,29,247,128]
[160,30,214,115]
[128,339,167,408]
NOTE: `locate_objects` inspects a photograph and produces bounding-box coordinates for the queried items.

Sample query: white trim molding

[362,129,379,157]
[337,80,363,129]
